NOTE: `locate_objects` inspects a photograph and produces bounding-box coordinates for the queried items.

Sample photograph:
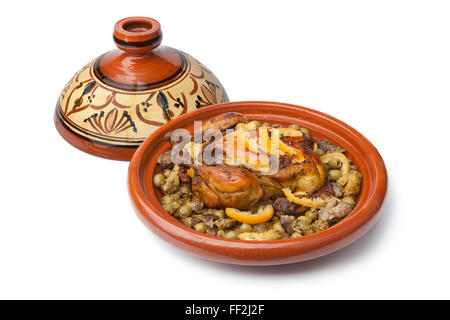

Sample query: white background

[0,0,449,299]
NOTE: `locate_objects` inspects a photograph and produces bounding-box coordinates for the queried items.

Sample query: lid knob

[113,17,162,54]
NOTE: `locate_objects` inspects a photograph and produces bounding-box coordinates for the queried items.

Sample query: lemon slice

[225,204,274,225]
[320,152,350,186]
[282,188,324,209]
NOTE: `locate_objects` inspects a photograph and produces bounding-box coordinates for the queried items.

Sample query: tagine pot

[55,17,229,160]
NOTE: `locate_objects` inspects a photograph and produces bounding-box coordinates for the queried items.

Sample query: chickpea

[261,122,271,127]
[288,124,301,130]
[291,232,302,238]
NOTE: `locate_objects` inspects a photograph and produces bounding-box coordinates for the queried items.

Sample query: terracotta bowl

[128,101,388,265]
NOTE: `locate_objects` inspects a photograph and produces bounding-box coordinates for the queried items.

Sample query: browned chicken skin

[270,136,325,194]
[192,164,263,210]
[201,112,247,133]
[189,112,326,210]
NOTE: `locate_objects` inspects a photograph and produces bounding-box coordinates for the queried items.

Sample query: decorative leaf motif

[82,81,96,96]
[73,97,83,110]
[157,92,171,121]
[104,108,119,133]
[83,108,137,134]
[201,84,216,104]
[157,92,169,108]
[195,80,222,108]
[59,55,228,146]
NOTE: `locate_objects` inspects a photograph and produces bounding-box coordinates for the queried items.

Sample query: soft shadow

[149,181,397,277]
[156,183,396,276]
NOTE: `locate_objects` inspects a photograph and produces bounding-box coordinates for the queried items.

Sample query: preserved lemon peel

[269,130,296,157]
[186,168,195,178]
[320,152,350,186]
[271,127,303,138]
[225,204,274,224]
[282,188,324,209]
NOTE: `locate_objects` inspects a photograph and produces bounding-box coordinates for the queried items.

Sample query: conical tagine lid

[54,17,229,160]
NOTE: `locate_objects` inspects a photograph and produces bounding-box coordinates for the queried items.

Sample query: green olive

[250,120,262,128]
[225,230,238,239]
[300,127,310,135]
[240,223,253,233]
[214,210,225,219]
[316,148,325,156]
[298,215,312,225]
[328,170,342,181]
[291,232,302,238]
[305,210,318,221]
[288,124,301,130]
[163,202,179,215]
[153,174,165,188]
[261,122,271,127]
[178,205,193,218]
[194,222,206,233]
[272,222,285,233]
[182,217,193,228]
[327,158,341,169]
[217,230,226,237]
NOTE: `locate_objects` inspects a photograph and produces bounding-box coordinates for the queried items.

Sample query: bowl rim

[128,101,388,263]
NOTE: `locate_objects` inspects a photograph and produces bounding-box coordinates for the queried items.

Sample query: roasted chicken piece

[201,112,248,133]
[269,135,325,194]
[190,114,326,210]
[191,164,263,209]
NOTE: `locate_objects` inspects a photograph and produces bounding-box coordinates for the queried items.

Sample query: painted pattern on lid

[55,17,228,159]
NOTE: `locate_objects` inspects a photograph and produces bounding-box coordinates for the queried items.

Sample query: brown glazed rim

[54,108,136,160]
[114,17,161,43]
[128,101,388,265]
[113,17,163,53]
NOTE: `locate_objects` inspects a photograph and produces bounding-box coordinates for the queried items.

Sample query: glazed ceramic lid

[55,17,229,160]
